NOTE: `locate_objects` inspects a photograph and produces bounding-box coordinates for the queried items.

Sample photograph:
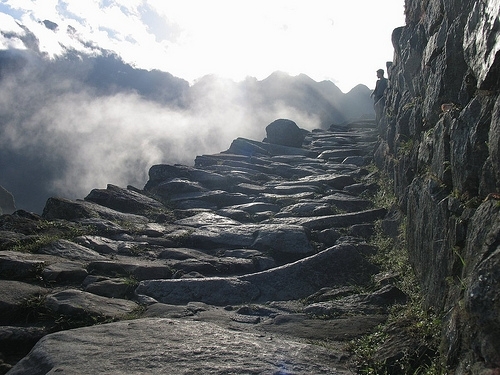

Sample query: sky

[0,0,405,92]
[0,0,406,214]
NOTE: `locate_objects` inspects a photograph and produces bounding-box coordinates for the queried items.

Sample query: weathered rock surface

[377,0,500,372]
[265,118,307,147]
[137,243,377,305]
[2,120,394,374]
[8,318,350,375]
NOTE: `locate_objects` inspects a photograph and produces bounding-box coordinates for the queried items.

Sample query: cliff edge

[376,0,500,372]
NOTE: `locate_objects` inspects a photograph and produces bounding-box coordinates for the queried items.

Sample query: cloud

[0,52,324,213]
[1,0,405,92]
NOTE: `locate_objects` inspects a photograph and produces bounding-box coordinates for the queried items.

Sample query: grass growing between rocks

[347,170,447,374]
[5,220,95,253]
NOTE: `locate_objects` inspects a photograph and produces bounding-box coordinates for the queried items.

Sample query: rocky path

[0,120,404,374]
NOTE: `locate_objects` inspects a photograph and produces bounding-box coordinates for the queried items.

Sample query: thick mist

[0,56,328,214]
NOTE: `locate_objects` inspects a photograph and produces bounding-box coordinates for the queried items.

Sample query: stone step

[1,122,391,373]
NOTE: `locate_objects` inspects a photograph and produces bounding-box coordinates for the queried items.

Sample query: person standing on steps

[371,68,388,125]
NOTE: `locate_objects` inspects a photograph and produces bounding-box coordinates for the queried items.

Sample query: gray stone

[488,96,500,187]
[73,218,127,235]
[0,251,46,280]
[463,0,500,88]
[0,280,47,324]
[270,184,321,194]
[251,224,313,254]
[0,231,28,250]
[450,97,494,196]
[169,190,252,208]
[44,289,138,318]
[320,192,373,211]
[37,239,105,262]
[463,200,500,368]
[7,318,348,375]
[276,202,334,217]
[315,228,342,247]
[157,247,211,261]
[42,197,149,224]
[137,243,377,305]
[304,285,407,317]
[84,184,166,218]
[227,202,281,214]
[73,235,120,254]
[318,148,364,160]
[0,326,46,354]
[189,223,312,253]
[265,119,306,148]
[152,178,207,195]
[260,191,317,205]
[348,224,375,238]
[137,277,260,305]
[343,183,378,196]
[259,313,385,342]
[145,164,228,190]
[87,259,173,281]
[220,249,264,258]
[42,261,88,284]
[342,155,366,166]
[174,212,241,227]
[227,137,316,157]
[84,278,135,299]
[289,173,357,190]
[268,208,388,230]
[215,208,252,222]
[232,182,268,194]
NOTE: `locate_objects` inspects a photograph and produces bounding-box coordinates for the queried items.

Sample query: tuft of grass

[7,220,95,253]
[348,168,447,374]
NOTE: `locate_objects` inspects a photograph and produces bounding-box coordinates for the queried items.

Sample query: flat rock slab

[268,208,388,230]
[137,244,377,305]
[258,313,387,341]
[189,223,313,253]
[174,212,241,227]
[227,202,281,214]
[44,289,138,319]
[84,184,167,216]
[288,174,356,189]
[42,261,88,284]
[87,259,173,281]
[42,197,149,224]
[37,239,106,262]
[319,193,373,212]
[8,318,349,374]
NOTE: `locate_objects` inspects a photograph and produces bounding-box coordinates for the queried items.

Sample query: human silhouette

[371,69,388,125]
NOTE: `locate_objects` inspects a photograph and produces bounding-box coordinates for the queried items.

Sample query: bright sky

[0,0,405,92]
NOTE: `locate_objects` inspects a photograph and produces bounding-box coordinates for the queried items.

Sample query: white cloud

[1,0,405,91]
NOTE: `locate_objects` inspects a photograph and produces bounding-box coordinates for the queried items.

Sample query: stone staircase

[0,120,405,374]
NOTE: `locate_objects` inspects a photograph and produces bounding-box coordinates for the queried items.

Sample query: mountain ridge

[0,20,374,214]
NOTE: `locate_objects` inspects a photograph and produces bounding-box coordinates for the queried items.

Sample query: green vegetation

[397,138,415,157]
[6,220,94,253]
[348,169,447,374]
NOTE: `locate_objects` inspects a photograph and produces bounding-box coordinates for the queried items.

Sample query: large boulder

[265,119,306,148]
[7,318,348,374]
[84,184,167,219]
